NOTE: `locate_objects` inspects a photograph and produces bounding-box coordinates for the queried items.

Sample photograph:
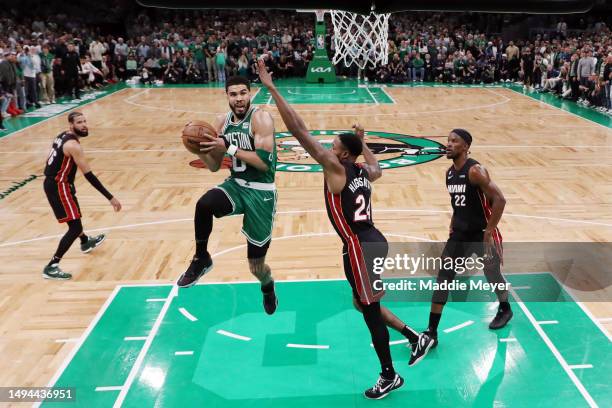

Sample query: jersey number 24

[354,194,371,222]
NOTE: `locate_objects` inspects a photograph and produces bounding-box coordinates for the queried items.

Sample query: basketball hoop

[298,8,390,70]
[329,9,390,69]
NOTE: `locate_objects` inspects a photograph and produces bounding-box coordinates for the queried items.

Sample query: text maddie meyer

[373,279,511,293]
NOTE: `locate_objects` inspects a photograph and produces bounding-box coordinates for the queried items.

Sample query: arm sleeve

[84,171,113,200]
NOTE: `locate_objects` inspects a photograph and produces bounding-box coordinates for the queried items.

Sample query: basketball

[182,120,217,154]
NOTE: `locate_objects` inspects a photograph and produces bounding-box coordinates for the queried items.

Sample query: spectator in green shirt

[216,42,227,83]
[40,45,56,104]
[13,52,26,111]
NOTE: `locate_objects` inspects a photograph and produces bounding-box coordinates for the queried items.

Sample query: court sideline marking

[505,87,612,131]
[509,286,597,407]
[0,88,131,141]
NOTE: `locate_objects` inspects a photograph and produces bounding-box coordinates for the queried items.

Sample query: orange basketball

[182,120,218,154]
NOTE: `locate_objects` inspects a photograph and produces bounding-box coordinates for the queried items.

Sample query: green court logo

[276,130,444,172]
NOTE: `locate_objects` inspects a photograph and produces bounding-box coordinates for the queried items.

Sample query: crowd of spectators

[1,9,611,131]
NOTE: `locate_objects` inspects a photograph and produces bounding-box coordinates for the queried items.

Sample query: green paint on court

[41,273,611,407]
[0,82,128,138]
[252,81,394,105]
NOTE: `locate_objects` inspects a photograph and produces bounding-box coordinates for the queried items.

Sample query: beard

[74,127,89,137]
[230,100,250,120]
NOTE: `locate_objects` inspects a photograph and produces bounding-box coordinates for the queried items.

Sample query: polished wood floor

[0,85,610,392]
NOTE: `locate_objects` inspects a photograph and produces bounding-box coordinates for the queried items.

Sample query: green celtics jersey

[221,106,276,184]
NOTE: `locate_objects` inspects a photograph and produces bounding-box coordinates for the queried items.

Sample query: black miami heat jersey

[325,162,375,240]
[325,161,386,305]
[44,132,79,183]
[446,158,491,233]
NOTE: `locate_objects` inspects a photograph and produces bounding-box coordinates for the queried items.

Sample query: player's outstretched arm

[353,123,382,182]
[257,59,342,173]
[64,140,121,211]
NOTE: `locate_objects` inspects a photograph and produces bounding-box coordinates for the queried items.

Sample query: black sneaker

[177,257,213,288]
[423,329,438,349]
[81,234,106,253]
[489,306,513,329]
[42,264,72,280]
[364,373,404,400]
[262,282,278,315]
[408,332,435,367]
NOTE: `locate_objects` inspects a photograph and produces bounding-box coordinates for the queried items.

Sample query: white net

[330,10,391,69]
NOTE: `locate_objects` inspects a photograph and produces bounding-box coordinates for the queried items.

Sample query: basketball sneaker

[81,234,106,253]
[177,257,213,288]
[364,373,404,399]
[42,264,72,280]
[408,332,435,367]
[489,306,513,329]
[262,281,278,315]
[419,329,438,348]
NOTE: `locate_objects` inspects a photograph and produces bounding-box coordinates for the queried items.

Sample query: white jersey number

[47,149,57,166]
[354,194,372,222]
[232,156,246,172]
[454,194,466,207]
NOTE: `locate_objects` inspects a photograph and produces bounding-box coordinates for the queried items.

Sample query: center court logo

[275,130,445,172]
[189,130,445,171]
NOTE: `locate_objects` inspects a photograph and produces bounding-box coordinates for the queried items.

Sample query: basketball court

[1,56,611,407]
[0,81,612,407]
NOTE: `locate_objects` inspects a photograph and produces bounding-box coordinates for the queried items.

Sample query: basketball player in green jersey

[177,76,278,315]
